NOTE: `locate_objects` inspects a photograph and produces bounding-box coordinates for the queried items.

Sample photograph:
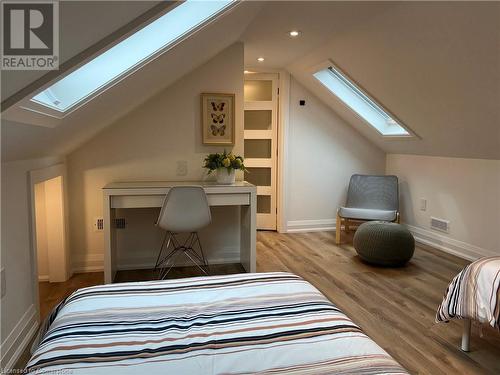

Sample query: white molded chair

[154,186,211,278]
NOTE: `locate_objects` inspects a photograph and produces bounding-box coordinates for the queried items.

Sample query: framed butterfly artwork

[201,93,235,145]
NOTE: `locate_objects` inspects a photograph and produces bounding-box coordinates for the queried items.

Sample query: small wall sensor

[299,100,305,106]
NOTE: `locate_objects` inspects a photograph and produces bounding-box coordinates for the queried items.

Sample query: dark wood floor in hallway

[20,231,500,374]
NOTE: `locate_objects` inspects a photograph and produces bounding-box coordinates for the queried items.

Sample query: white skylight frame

[21,0,236,119]
[313,61,414,138]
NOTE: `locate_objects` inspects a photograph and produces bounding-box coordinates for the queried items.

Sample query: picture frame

[201,93,235,145]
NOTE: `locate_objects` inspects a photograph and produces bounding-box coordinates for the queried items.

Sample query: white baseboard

[72,253,104,273]
[284,219,495,261]
[286,219,336,233]
[405,224,497,261]
[0,304,39,369]
[117,255,241,271]
[73,249,242,273]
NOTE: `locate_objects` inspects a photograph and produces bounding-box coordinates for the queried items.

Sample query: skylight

[313,65,410,136]
[30,0,234,114]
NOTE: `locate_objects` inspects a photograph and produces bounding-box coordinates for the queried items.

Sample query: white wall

[387,154,500,259]
[285,78,386,232]
[1,156,63,367]
[67,43,244,271]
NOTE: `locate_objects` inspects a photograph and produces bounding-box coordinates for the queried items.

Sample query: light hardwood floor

[17,231,500,374]
[257,231,500,375]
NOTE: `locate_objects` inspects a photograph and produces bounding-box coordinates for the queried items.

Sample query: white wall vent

[94,217,126,231]
[94,217,104,231]
[430,217,450,233]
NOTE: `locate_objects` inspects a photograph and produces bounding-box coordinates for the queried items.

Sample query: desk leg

[103,194,116,284]
[240,191,256,273]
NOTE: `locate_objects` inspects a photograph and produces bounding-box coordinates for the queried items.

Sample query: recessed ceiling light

[289,30,300,37]
[257,57,264,62]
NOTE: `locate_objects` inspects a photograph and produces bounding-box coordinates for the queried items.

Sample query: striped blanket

[28,272,407,374]
[437,257,500,328]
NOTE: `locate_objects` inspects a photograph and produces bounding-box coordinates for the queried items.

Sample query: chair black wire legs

[154,231,210,279]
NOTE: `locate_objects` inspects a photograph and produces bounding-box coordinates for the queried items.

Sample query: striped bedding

[28,272,407,374]
[437,257,500,328]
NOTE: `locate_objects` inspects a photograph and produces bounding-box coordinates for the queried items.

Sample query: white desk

[103,181,256,284]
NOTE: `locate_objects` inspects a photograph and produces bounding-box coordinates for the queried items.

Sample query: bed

[436,256,500,351]
[28,272,407,374]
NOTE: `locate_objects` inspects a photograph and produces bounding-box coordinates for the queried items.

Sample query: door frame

[244,73,278,230]
[29,163,71,322]
[244,68,290,233]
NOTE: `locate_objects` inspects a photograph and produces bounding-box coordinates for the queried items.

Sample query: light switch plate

[420,198,427,211]
[176,161,188,176]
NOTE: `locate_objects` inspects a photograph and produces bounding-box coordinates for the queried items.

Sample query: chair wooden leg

[336,212,341,245]
[395,212,400,223]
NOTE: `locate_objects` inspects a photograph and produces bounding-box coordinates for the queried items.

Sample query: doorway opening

[31,171,69,320]
[34,176,66,282]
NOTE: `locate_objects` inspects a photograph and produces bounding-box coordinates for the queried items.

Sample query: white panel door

[244,73,278,230]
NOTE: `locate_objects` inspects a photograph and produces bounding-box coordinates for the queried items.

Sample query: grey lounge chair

[336,174,400,244]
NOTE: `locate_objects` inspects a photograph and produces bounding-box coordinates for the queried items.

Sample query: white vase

[216,168,236,184]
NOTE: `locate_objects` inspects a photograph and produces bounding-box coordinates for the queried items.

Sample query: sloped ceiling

[287,2,500,160]
[244,1,500,160]
[1,2,262,161]
[1,1,162,100]
[241,1,396,70]
[3,1,499,162]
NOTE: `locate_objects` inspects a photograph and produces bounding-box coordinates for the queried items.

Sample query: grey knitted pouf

[353,221,415,266]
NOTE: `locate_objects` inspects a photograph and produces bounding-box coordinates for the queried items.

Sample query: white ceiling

[242,1,500,160]
[285,2,500,160]
[1,1,262,161]
[2,1,499,161]
[241,1,396,70]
